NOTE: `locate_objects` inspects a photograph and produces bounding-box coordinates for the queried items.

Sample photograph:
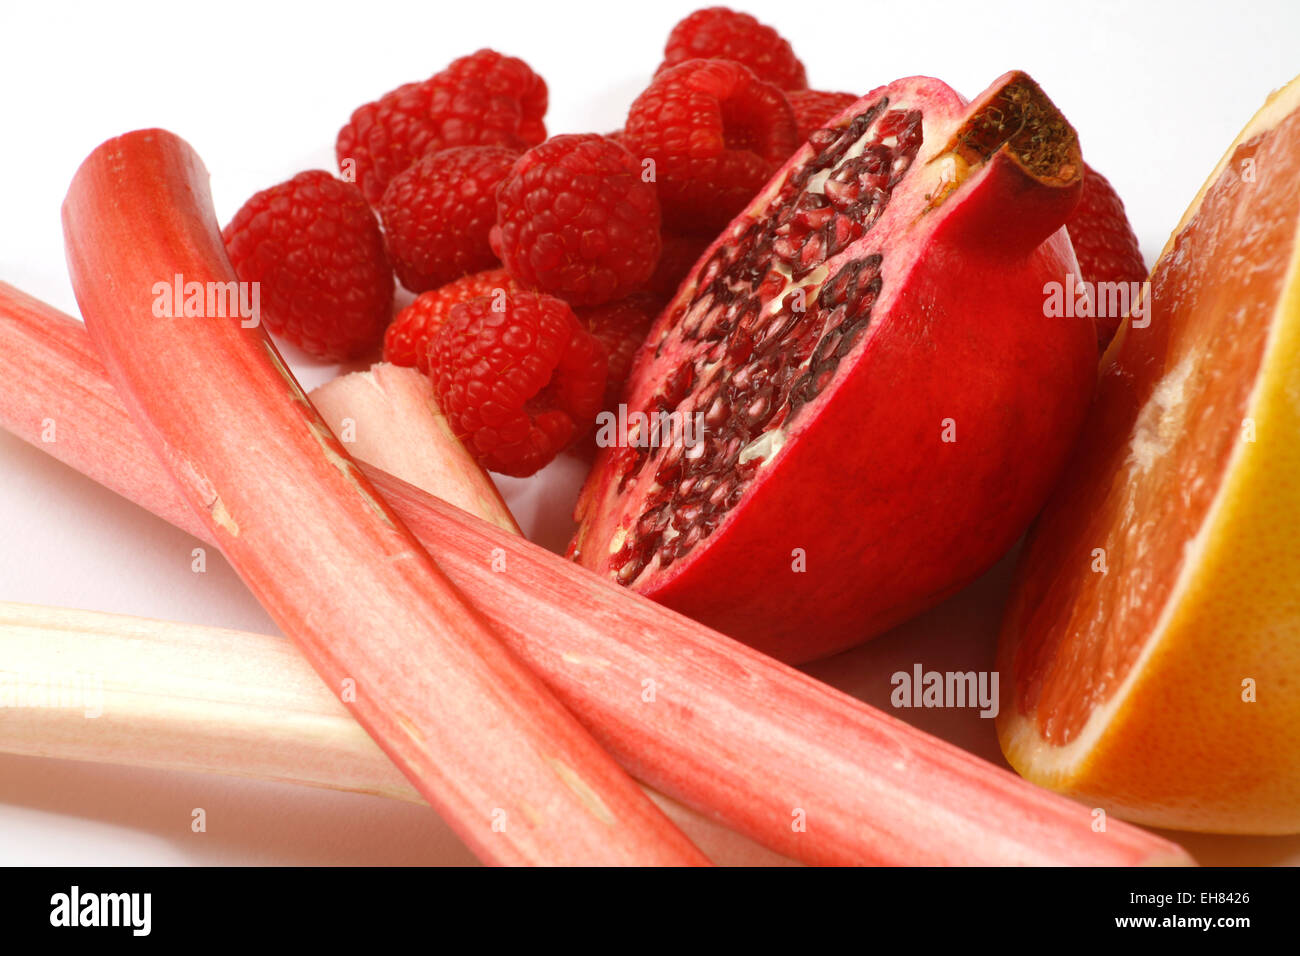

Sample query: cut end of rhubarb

[309,363,520,535]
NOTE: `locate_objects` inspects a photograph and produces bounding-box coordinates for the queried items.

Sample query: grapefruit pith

[996,74,1300,834]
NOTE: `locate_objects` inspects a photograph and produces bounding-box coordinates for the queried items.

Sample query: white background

[1,0,1298,864]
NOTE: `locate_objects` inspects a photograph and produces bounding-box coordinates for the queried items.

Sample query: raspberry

[429,291,606,476]
[438,49,549,144]
[1065,163,1147,350]
[658,7,807,90]
[222,171,393,361]
[336,50,547,205]
[491,134,662,306]
[378,145,518,293]
[383,268,514,372]
[576,292,659,410]
[626,59,798,235]
[645,232,711,304]
[787,89,860,142]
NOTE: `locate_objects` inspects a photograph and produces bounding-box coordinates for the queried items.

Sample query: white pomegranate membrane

[608,102,925,584]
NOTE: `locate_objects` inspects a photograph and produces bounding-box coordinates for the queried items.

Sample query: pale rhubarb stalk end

[0,601,794,866]
[309,363,520,535]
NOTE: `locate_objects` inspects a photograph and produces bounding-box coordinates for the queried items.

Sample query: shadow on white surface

[0,753,476,866]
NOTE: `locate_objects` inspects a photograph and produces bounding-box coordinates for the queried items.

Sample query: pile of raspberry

[221,8,863,476]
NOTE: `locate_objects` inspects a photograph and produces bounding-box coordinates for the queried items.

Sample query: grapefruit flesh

[997,76,1300,833]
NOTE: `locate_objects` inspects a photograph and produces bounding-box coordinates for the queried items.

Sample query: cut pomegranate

[572,73,1098,663]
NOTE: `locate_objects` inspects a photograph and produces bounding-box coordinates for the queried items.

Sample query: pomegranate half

[572,71,1099,663]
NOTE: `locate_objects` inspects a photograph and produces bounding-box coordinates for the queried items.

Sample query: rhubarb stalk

[59,129,707,867]
[308,363,521,535]
[0,282,1195,866]
[0,601,793,866]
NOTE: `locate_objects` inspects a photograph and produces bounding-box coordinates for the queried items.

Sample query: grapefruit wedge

[996,74,1300,834]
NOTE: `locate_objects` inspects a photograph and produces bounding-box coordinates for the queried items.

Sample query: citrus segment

[997,75,1300,833]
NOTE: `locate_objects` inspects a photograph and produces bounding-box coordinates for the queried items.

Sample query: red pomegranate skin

[572,73,1098,663]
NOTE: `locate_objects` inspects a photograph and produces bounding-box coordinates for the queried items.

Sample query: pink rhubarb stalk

[0,279,1194,866]
[59,129,707,867]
